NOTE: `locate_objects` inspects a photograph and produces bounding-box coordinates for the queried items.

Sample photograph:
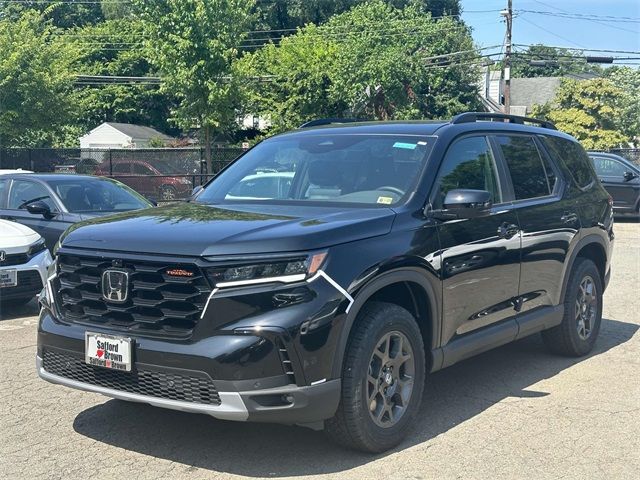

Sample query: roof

[275,120,448,139]
[510,77,563,109]
[102,123,173,141]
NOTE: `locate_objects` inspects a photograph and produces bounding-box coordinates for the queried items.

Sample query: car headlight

[28,239,46,257]
[205,252,327,288]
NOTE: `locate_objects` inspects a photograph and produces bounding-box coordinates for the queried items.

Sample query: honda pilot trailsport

[37,113,613,452]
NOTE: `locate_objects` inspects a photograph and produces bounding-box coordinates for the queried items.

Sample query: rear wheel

[325,302,425,453]
[159,185,177,201]
[542,258,603,356]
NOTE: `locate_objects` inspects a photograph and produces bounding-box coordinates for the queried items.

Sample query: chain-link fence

[607,149,640,166]
[0,147,244,201]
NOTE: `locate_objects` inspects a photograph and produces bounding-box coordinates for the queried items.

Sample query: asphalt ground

[1,220,638,480]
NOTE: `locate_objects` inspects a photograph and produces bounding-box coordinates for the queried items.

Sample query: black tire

[159,185,177,201]
[325,301,426,453]
[542,258,603,356]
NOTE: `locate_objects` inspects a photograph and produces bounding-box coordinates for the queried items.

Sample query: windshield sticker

[377,196,393,205]
[392,142,417,150]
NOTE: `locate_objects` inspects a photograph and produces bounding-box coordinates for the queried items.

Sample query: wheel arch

[560,234,608,304]
[331,268,441,379]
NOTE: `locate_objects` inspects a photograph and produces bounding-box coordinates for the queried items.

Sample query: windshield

[48,177,152,213]
[196,134,433,206]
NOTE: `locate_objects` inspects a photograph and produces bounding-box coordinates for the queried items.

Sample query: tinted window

[112,163,130,174]
[197,135,432,206]
[496,135,552,200]
[593,157,628,177]
[0,179,8,206]
[48,178,150,213]
[133,163,153,175]
[542,136,594,188]
[435,136,502,207]
[8,180,56,211]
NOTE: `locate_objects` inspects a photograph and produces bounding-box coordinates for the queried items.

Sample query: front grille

[43,349,221,406]
[0,270,42,296]
[57,253,211,337]
[0,253,29,267]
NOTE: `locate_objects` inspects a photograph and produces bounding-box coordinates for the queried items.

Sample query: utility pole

[501,0,513,114]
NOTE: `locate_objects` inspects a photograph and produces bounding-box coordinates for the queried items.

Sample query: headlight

[205,252,327,288]
[28,239,46,257]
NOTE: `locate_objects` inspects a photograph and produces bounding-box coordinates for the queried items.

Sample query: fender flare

[330,268,440,379]
[559,233,608,304]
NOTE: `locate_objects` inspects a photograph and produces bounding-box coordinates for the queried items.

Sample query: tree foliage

[0,0,103,28]
[238,0,479,132]
[604,67,640,145]
[0,11,80,147]
[134,0,254,170]
[68,19,178,136]
[532,78,628,150]
[253,0,460,33]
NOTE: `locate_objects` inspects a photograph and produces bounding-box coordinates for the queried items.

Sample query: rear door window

[495,135,555,200]
[542,136,594,189]
[0,179,8,207]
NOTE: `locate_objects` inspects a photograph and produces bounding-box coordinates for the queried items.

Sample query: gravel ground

[1,221,638,480]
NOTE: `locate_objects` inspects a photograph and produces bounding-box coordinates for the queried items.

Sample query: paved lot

[1,221,638,480]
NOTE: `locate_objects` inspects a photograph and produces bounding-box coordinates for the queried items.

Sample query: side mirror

[623,171,637,182]
[191,185,204,197]
[431,189,492,221]
[26,201,54,219]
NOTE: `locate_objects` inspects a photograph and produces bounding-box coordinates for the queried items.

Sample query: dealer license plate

[85,332,132,371]
[0,269,17,288]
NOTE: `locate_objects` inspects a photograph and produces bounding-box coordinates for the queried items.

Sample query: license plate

[85,332,132,372]
[0,269,17,288]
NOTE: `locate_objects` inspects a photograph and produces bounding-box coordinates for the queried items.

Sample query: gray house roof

[105,123,173,141]
[510,77,563,111]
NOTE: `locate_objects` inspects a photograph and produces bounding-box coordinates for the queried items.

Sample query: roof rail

[451,112,556,130]
[298,118,364,128]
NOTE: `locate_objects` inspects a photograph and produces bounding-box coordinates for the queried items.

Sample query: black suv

[37,113,613,452]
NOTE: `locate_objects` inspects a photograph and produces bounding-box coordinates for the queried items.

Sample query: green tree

[68,19,178,136]
[511,45,601,78]
[237,0,479,132]
[0,11,79,147]
[532,78,628,150]
[0,0,103,28]
[252,0,460,38]
[604,67,640,145]
[134,0,254,172]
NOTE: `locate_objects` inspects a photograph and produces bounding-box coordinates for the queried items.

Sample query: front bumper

[37,308,342,425]
[0,249,52,300]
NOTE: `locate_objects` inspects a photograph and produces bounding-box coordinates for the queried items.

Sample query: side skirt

[431,305,564,372]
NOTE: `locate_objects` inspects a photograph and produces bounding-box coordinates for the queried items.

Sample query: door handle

[497,222,519,239]
[561,212,578,225]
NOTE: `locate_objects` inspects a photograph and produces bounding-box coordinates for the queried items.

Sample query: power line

[519,9,640,23]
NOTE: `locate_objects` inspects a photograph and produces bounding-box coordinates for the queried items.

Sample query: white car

[0,169,33,175]
[0,220,52,306]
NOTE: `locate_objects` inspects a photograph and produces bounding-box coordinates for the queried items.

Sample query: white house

[79,122,174,149]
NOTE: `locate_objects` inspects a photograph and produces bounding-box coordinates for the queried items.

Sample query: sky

[460,0,640,59]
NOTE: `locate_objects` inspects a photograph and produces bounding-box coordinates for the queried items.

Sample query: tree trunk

[203,125,213,175]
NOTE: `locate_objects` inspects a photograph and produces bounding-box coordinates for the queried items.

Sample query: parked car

[0,169,33,175]
[96,159,193,201]
[37,113,613,453]
[0,220,52,307]
[589,152,640,217]
[0,174,152,250]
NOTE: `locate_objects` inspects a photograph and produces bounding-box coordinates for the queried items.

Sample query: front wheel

[325,302,426,453]
[542,258,603,356]
[159,185,177,201]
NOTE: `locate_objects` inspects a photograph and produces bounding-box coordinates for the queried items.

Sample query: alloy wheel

[366,331,415,428]
[575,275,597,341]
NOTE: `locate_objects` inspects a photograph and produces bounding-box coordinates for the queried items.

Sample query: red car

[97,160,193,201]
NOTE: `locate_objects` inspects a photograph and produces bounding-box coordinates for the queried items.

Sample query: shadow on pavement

[73,317,638,476]
[0,298,39,321]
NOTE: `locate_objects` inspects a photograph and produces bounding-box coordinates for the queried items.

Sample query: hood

[0,219,41,251]
[60,203,396,256]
